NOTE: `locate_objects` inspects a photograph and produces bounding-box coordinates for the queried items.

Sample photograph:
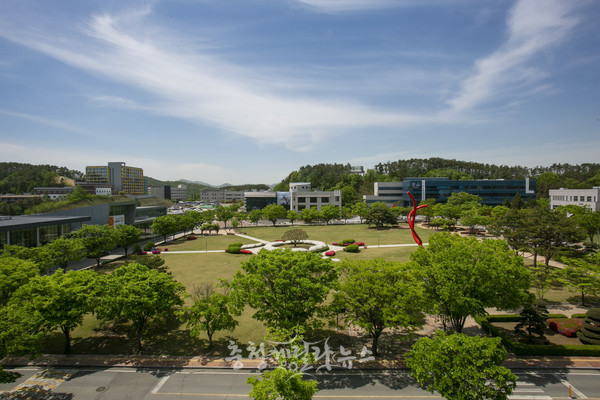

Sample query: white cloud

[0,7,430,151]
[293,0,450,12]
[447,0,578,112]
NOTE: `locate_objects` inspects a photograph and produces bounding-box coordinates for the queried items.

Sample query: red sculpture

[407,191,427,246]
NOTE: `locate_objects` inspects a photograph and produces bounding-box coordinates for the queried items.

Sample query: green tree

[184,288,239,348]
[352,202,369,224]
[407,331,516,400]
[411,233,531,333]
[94,263,185,352]
[215,206,235,229]
[151,215,179,242]
[460,206,491,234]
[282,228,309,247]
[366,202,397,228]
[340,185,359,205]
[114,224,143,257]
[261,204,287,226]
[0,257,40,306]
[72,224,116,268]
[513,300,549,344]
[248,209,262,225]
[9,270,96,353]
[286,210,299,226]
[320,204,340,225]
[333,259,426,355]
[247,329,318,400]
[300,206,320,225]
[559,254,600,306]
[44,236,86,271]
[419,198,436,223]
[228,250,338,332]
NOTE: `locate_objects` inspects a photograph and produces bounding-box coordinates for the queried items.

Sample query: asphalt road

[2,367,599,399]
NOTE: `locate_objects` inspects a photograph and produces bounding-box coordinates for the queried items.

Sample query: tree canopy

[411,233,531,333]
[228,249,338,332]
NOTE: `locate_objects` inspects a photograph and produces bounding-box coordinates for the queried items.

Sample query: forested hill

[274,159,600,200]
[0,162,83,194]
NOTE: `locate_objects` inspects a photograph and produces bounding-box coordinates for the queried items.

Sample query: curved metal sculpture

[407,191,427,247]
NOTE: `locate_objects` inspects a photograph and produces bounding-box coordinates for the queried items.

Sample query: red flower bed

[332,242,339,245]
[354,242,365,246]
[152,250,161,254]
[325,250,335,256]
[187,236,197,240]
[239,249,253,254]
[164,248,169,251]
[548,318,583,337]
[140,251,147,255]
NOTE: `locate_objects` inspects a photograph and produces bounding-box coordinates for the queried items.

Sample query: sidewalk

[3,353,600,370]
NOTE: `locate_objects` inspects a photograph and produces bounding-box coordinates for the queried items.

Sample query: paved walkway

[3,353,600,371]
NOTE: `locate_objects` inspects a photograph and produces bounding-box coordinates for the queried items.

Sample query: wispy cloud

[293,0,450,12]
[0,7,427,150]
[447,0,578,112]
[0,108,95,136]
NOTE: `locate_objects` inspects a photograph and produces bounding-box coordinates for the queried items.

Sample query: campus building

[85,162,146,195]
[200,189,245,203]
[364,178,536,207]
[549,187,600,211]
[244,183,341,212]
[149,184,188,202]
[33,186,74,200]
[0,215,90,247]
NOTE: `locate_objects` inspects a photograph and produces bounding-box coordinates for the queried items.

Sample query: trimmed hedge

[344,244,360,253]
[577,308,600,345]
[475,315,600,356]
[571,313,587,319]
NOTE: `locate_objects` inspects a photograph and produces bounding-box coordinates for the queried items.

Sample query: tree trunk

[62,326,71,354]
[582,290,586,307]
[371,331,381,356]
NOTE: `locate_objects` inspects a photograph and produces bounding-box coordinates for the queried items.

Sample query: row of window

[552,195,596,202]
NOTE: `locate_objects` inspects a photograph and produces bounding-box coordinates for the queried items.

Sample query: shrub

[144,242,155,251]
[226,244,242,254]
[344,244,360,253]
[132,243,142,254]
[572,313,587,319]
[341,239,355,245]
[548,318,583,337]
[577,308,600,345]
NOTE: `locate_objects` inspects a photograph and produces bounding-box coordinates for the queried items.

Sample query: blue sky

[0,0,598,185]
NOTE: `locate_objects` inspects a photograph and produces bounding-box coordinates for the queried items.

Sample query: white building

[549,187,600,211]
[289,182,341,212]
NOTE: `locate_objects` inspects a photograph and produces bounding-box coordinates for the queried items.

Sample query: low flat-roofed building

[33,186,74,200]
[549,187,600,211]
[201,189,244,203]
[0,214,91,247]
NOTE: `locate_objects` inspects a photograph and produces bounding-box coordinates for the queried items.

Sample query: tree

[215,206,235,229]
[261,204,287,226]
[352,202,369,224]
[300,206,320,225]
[319,204,340,225]
[286,210,299,226]
[151,215,179,242]
[333,259,426,355]
[340,185,359,205]
[340,206,353,223]
[559,254,600,306]
[44,236,86,271]
[419,198,436,223]
[513,300,549,344]
[411,233,531,333]
[247,328,318,400]
[184,286,239,348]
[0,257,40,306]
[366,202,397,228]
[228,249,338,332]
[114,224,142,257]
[407,331,516,400]
[282,228,309,247]
[248,209,262,226]
[9,270,96,353]
[71,224,116,268]
[94,263,185,352]
[460,206,490,234]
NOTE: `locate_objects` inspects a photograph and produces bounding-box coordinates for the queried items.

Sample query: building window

[322,197,329,203]
[587,196,592,202]
[39,225,59,245]
[310,197,318,203]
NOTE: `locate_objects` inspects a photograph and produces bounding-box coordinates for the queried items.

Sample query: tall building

[364,178,536,207]
[85,162,145,195]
